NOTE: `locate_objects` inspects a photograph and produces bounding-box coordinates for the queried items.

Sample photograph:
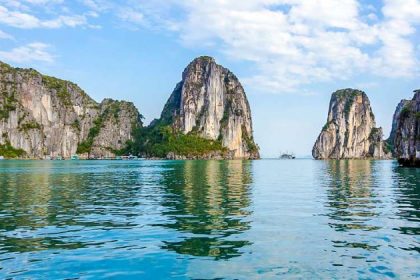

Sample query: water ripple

[0,159,418,279]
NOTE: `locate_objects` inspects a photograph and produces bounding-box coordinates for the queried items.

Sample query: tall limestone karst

[0,61,142,159]
[393,90,420,167]
[152,56,259,159]
[312,89,391,159]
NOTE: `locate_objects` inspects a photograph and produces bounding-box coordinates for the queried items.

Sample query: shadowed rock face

[160,56,259,159]
[312,89,391,159]
[387,99,410,153]
[0,61,142,158]
[394,90,420,167]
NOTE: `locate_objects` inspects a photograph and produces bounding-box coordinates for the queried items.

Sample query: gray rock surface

[0,61,141,158]
[394,90,420,166]
[313,89,391,159]
[387,99,410,152]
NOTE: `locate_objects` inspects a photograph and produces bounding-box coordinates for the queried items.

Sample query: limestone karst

[313,89,391,160]
[0,61,142,158]
[154,56,259,159]
[392,90,420,167]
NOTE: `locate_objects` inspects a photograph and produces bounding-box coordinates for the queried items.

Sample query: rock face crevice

[393,90,420,167]
[0,61,142,158]
[313,89,391,159]
[160,56,259,159]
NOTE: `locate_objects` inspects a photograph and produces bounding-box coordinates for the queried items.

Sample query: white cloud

[81,0,110,12]
[118,8,145,26]
[0,42,54,63]
[137,0,419,92]
[0,5,40,28]
[0,29,13,40]
[42,15,88,28]
[23,0,63,5]
[0,4,92,29]
[0,0,418,93]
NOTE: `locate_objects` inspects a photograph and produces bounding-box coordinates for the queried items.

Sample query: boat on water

[122,154,139,160]
[0,156,4,160]
[279,153,296,159]
[71,155,79,160]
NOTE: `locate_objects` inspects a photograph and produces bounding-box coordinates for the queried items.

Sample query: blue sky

[0,0,419,157]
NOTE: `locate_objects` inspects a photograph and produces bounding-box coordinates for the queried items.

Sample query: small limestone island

[0,56,259,160]
[312,89,392,160]
[312,88,420,167]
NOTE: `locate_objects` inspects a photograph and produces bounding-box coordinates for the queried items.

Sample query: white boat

[279,152,296,159]
[0,156,4,160]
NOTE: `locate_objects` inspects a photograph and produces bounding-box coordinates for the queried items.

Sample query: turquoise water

[0,159,418,279]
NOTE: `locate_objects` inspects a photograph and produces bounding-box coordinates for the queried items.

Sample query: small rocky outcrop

[393,90,420,167]
[313,89,391,159]
[0,61,142,158]
[158,56,259,159]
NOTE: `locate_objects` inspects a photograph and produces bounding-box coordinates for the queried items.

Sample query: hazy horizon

[0,0,419,157]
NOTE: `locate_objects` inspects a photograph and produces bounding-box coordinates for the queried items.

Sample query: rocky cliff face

[387,99,410,150]
[0,61,142,158]
[313,89,391,159]
[159,56,259,159]
[393,90,420,167]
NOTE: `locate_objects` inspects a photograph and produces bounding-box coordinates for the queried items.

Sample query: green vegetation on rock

[0,92,17,120]
[71,119,81,132]
[19,121,41,132]
[131,122,227,158]
[322,120,333,131]
[42,75,73,106]
[242,126,258,154]
[76,116,104,154]
[76,100,142,155]
[334,88,362,100]
[333,89,364,118]
[383,141,392,154]
[0,141,26,158]
[369,127,381,140]
[400,105,412,119]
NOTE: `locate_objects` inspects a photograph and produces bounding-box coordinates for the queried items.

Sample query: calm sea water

[0,159,418,279]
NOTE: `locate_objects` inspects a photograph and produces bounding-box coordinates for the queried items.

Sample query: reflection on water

[324,160,381,233]
[158,160,252,259]
[318,160,419,278]
[393,167,420,238]
[323,160,420,248]
[0,161,148,254]
[0,159,418,279]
